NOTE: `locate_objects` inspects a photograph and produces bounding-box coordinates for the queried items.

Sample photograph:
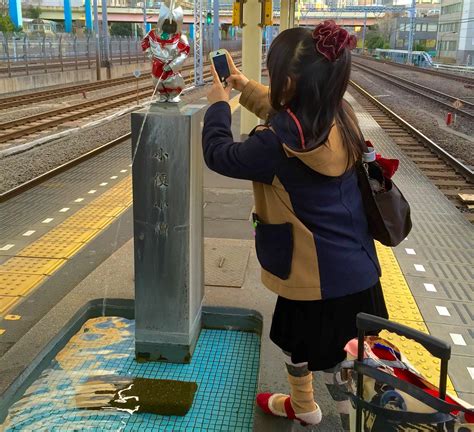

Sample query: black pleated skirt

[269,280,388,371]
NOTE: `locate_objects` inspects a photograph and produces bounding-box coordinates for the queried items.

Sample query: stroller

[339,313,474,432]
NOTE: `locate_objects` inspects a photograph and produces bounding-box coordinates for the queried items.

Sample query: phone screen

[212,54,231,83]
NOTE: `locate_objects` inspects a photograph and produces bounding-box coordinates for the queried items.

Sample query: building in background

[438,0,473,64]
[388,15,438,52]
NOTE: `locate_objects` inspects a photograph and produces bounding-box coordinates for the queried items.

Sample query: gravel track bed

[353,57,474,101]
[0,85,209,193]
[0,82,153,123]
[350,70,474,167]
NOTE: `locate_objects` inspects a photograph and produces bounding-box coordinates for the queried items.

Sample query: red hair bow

[312,20,357,62]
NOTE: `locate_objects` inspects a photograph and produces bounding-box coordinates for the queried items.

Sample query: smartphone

[209,50,231,85]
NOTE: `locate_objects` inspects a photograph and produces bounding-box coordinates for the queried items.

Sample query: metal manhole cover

[204,238,252,288]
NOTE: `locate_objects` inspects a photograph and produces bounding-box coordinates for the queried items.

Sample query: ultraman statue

[141,1,190,103]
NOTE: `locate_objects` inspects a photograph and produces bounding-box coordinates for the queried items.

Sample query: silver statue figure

[141,2,190,103]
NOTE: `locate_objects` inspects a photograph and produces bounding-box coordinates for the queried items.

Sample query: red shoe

[256,393,322,426]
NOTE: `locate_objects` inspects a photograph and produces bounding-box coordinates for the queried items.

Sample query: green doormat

[76,376,198,416]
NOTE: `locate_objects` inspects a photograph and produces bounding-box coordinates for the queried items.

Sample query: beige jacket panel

[253,177,322,300]
[239,80,272,121]
[283,125,349,177]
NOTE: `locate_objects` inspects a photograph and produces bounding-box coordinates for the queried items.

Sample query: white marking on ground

[100,182,108,186]
[405,248,416,255]
[436,306,450,317]
[42,218,54,223]
[0,244,14,251]
[88,190,96,194]
[74,198,84,203]
[59,208,70,213]
[110,176,118,179]
[414,264,425,272]
[424,283,437,292]
[450,333,466,346]
[23,230,35,236]
[120,169,127,173]
[467,367,474,380]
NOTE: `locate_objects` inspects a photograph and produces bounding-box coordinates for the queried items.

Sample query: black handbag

[356,143,412,247]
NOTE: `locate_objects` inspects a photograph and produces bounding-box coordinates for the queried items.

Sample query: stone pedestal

[132,102,206,363]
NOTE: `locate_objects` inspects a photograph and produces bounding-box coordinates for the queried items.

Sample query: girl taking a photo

[202,21,388,430]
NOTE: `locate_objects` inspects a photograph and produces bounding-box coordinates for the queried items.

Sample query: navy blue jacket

[202,93,380,301]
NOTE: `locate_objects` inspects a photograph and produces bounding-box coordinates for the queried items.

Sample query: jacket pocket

[253,213,293,280]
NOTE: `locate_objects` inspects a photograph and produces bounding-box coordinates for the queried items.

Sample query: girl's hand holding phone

[225,53,249,92]
[207,65,233,105]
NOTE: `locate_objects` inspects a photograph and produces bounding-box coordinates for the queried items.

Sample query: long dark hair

[267,27,365,166]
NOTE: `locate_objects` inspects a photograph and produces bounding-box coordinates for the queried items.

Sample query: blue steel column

[8,0,22,29]
[85,0,93,31]
[64,0,73,33]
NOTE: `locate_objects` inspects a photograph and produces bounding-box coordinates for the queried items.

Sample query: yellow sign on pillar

[262,0,273,27]
[232,0,242,27]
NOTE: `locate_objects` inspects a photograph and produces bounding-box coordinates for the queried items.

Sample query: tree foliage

[24,5,42,19]
[110,22,134,37]
[0,14,15,32]
[414,42,426,51]
[365,29,387,50]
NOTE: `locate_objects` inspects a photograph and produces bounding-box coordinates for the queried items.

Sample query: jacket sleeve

[239,80,273,121]
[202,101,282,184]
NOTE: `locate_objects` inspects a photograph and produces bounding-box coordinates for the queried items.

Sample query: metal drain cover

[204,238,252,288]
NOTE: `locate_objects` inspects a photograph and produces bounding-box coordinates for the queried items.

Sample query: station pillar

[240,0,262,135]
[8,0,22,29]
[280,0,290,31]
[132,103,206,363]
[64,0,72,33]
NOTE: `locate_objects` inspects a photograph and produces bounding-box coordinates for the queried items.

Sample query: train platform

[0,90,473,431]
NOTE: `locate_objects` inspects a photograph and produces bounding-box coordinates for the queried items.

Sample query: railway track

[352,53,474,86]
[349,80,474,223]
[0,74,150,110]
[3,65,471,225]
[352,61,474,120]
[0,53,241,110]
[0,58,241,145]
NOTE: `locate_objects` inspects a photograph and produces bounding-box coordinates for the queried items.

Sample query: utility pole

[101,0,111,77]
[213,0,220,51]
[93,0,101,80]
[407,0,416,64]
[361,10,367,53]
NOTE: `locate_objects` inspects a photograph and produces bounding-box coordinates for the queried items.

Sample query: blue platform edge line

[0,299,263,425]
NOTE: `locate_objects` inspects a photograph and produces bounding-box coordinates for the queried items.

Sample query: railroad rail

[352,61,474,121]
[352,53,474,86]
[349,80,474,223]
[0,57,241,145]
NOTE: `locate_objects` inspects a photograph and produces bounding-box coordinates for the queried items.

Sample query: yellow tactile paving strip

[0,176,132,318]
[376,242,456,393]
